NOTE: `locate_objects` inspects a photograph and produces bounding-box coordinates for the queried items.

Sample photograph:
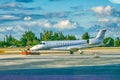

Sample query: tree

[40,30,53,41]
[103,37,114,47]
[53,32,60,40]
[65,35,76,40]
[3,34,19,47]
[82,32,90,40]
[20,38,27,46]
[20,31,38,46]
[33,39,39,45]
[40,30,77,41]
[114,37,120,47]
[0,41,4,47]
[59,32,65,40]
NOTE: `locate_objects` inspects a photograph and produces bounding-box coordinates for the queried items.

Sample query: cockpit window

[39,42,45,45]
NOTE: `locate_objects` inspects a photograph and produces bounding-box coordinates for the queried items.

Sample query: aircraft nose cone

[30,45,44,51]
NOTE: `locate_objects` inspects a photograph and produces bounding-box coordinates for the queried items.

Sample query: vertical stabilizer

[89,30,106,45]
[96,30,106,40]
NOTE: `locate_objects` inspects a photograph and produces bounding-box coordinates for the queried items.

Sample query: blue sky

[0,0,120,40]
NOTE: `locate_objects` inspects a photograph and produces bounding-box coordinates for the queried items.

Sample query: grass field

[0,47,120,55]
[0,47,25,51]
[0,48,25,54]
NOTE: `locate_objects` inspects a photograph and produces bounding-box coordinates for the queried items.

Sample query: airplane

[30,29,106,54]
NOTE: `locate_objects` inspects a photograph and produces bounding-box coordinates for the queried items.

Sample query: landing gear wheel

[78,50,83,54]
[70,50,74,54]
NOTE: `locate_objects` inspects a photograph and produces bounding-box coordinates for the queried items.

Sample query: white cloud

[11,25,25,33]
[0,27,13,32]
[0,15,20,20]
[0,2,22,9]
[6,27,13,30]
[25,20,51,28]
[24,16,32,21]
[91,6,114,15]
[91,6,104,14]
[98,18,109,22]
[0,25,26,40]
[26,21,37,26]
[109,0,120,4]
[54,20,77,29]
[16,25,25,31]
[38,20,52,28]
[26,20,77,29]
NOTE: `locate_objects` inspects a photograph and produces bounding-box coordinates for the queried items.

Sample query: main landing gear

[69,49,84,54]
[78,50,84,54]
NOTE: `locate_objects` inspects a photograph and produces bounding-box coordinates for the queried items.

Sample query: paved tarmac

[0,54,120,80]
[0,53,120,80]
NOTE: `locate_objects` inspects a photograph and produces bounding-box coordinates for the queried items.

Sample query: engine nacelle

[88,39,101,45]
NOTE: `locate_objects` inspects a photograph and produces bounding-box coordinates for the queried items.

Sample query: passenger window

[43,43,45,45]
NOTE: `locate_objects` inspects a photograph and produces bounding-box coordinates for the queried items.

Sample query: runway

[0,54,120,80]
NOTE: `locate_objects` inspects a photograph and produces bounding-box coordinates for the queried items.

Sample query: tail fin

[96,30,106,40]
[89,30,106,45]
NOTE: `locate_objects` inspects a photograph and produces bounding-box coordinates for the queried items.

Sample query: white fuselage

[30,30,106,51]
[30,40,87,51]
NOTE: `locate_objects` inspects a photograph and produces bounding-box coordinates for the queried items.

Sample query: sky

[0,0,120,40]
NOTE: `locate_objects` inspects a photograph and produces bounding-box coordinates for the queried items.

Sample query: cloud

[25,20,52,28]
[0,2,22,10]
[98,18,109,22]
[0,2,42,11]
[0,25,25,32]
[0,25,26,40]
[24,16,32,21]
[43,11,71,18]
[91,5,120,17]
[26,20,78,29]
[0,13,43,23]
[88,23,120,38]
[15,0,33,3]
[54,20,77,29]
[37,20,52,28]
[14,25,25,32]
[6,27,13,31]
[0,15,20,20]
[0,26,13,32]
[109,0,120,4]
[91,6,114,15]
[0,11,71,24]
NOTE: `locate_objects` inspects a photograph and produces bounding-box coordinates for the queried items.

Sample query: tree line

[0,30,76,47]
[0,30,119,47]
